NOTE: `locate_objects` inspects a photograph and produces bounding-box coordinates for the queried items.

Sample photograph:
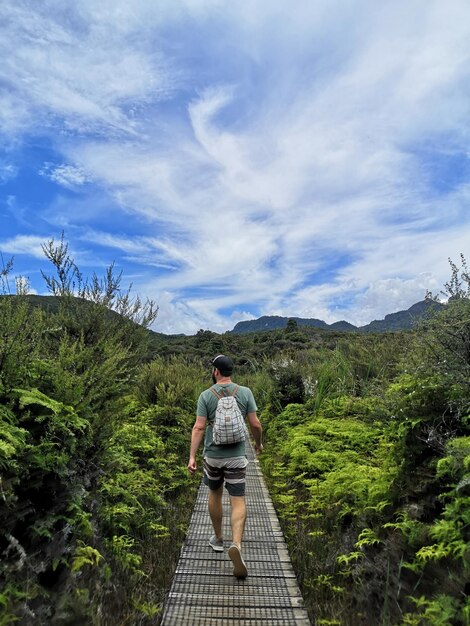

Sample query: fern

[355,528,382,549]
[402,594,460,626]
[71,544,103,573]
[0,407,28,468]
[337,551,364,566]
[384,511,428,546]
[14,388,88,433]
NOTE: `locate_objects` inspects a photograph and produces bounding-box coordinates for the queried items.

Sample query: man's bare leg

[208,485,224,538]
[230,495,247,547]
[228,495,248,578]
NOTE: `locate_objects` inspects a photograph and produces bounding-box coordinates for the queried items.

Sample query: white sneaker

[228,544,248,578]
[209,535,224,552]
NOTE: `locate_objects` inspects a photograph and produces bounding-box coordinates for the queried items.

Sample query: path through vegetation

[161,442,310,625]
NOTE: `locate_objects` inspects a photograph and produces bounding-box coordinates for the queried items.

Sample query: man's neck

[215,376,232,385]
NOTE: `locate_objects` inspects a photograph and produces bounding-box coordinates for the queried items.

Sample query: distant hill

[1,294,444,337]
[0,294,167,340]
[231,299,444,334]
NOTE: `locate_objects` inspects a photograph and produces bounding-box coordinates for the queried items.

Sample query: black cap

[211,354,234,375]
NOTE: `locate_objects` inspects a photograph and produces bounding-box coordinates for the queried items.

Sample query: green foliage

[16,387,88,437]
[260,393,400,624]
[436,253,470,301]
[355,527,382,549]
[107,535,143,572]
[269,359,305,407]
[0,245,198,625]
[135,356,205,411]
[266,404,394,523]
[402,594,460,626]
[286,318,299,332]
[237,365,274,412]
[258,275,470,624]
[415,295,470,422]
[41,233,158,328]
[436,437,470,481]
[71,544,103,573]
[0,296,45,391]
[2,250,470,625]
[0,405,28,470]
[99,401,192,541]
[383,512,428,547]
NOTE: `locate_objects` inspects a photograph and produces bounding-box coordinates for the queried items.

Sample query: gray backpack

[210,385,247,445]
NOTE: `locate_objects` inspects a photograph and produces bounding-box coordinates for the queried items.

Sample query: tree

[41,233,158,328]
[286,318,298,333]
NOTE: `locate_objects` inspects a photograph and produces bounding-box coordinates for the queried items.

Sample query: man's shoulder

[199,387,216,399]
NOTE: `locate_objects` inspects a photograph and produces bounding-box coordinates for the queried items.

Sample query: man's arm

[247,411,263,455]
[187,415,206,474]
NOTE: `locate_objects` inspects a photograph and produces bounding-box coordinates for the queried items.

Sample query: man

[187,354,263,579]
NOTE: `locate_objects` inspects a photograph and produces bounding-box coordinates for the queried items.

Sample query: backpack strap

[209,387,222,400]
[209,385,239,399]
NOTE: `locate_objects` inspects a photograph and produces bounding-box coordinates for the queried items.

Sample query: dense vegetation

[0,240,200,625]
[1,245,469,625]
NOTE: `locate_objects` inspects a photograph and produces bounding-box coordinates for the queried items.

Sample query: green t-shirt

[196,382,257,458]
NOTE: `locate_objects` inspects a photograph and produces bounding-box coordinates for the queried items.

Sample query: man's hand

[188,416,206,475]
[247,412,262,456]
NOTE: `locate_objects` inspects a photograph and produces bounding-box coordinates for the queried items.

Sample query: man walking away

[187,354,263,578]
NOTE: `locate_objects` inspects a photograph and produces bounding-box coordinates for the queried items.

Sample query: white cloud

[0,163,17,184]
[150,290,214,335]
[1,0,470,333]
[352,275,439,325]
[82,231,151,255]
[0,93,30,137]
[280,224,470,329]
[0,235,48,259]
[0,1,175,137]
[40,163,89,189]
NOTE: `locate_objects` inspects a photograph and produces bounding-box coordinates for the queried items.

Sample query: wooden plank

[166,592,306,607]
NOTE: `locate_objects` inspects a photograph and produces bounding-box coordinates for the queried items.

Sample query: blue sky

[1,0,469,334]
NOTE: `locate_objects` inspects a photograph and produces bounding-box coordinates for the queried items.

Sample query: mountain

[230,299,444,334]
[0,294,167,340]
[2,294,444,337]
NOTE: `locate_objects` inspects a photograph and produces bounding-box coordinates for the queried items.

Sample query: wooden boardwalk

[161,444,311,625]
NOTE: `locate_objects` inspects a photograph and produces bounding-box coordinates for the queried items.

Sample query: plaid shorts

[203,456,248,497]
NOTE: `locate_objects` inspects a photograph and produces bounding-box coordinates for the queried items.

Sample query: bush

[0,242,197,624]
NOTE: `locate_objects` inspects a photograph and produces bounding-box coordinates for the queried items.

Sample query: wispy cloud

[1,0,469,333]
[0,163,17,184]
[0,235,49,259]
[0,2,175,136]
[39,164,89,189]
